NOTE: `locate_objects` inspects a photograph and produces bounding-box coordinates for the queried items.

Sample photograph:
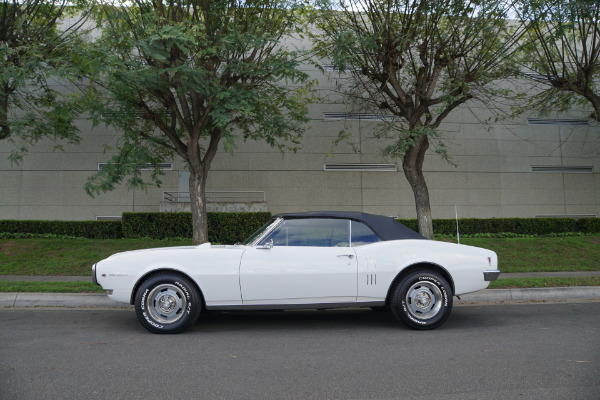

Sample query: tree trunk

[402,135,434,239]
[582,89,600,122]
[187,127,221,245]
[189,168,209,245]
[0,86,10,140]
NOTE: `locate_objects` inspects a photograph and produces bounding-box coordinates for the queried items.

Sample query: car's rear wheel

[391,270,452,330]
[134,273,201,334]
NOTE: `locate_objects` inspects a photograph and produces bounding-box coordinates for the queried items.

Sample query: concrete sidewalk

[0,292,131,308]
[1,287,600,308]
[1,272,600,308]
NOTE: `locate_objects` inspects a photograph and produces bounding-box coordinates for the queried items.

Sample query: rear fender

[386,263,455,305]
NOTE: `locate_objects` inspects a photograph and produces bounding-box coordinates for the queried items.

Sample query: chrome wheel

[135,274,201,334]
[405,281,443,320]
[391,270,453,330]
[147,284,187,325]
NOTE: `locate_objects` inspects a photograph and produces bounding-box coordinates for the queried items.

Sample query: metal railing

[163,191,266,203]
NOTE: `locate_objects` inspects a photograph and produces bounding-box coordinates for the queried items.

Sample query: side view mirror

[256,239,273,250]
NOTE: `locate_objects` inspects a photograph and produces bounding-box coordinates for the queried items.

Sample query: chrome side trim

[206,301,386,311]
[484,270,501,281]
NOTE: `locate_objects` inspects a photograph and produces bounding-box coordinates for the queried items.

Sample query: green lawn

[0,238,192,276]
[460,236,600,273]
[0,236,598,277]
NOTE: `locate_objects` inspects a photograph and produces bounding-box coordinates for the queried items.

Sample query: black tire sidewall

[392,270,453,330]
[134,274,201,334]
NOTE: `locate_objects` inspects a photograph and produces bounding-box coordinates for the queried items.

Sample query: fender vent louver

[366,274,377,285]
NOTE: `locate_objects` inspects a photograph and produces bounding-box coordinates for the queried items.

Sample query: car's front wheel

[391,270,452,330]
[134,273,202,334]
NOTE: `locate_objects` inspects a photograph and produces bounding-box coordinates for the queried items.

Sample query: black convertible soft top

[274,211,426,241]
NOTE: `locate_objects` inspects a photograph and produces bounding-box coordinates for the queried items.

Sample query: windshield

[241,218,280,245]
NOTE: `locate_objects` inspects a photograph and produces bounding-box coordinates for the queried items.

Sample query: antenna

[455,205,460,244]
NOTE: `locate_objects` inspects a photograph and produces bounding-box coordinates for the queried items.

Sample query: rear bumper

[483,269,501,281]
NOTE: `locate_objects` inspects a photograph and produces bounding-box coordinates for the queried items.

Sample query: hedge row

[397,217,582,236]
[0,220,123,239]
[122,212,272,243]
[1,215,599,241]
[577,217,600,234]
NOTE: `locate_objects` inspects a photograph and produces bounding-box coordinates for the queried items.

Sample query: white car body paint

[94,239,497,307]
[240,246,358,304]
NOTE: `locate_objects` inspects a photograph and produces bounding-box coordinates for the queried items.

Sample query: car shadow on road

[190,308,401,333]
[87,305,509,334]
[187,305,508,333]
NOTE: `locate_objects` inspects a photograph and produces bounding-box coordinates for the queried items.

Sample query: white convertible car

[93,211,499,333]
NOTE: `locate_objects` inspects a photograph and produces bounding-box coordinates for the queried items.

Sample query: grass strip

[0,281,105,293]
[489,277,600,289]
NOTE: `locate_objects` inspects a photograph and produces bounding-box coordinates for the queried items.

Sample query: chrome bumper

[92,264,98,285]
[484,269,501,281]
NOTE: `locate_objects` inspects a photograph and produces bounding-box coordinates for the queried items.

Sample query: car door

[239,218,358,305]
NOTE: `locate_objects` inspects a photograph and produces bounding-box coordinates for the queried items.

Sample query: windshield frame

[241,218,283,246]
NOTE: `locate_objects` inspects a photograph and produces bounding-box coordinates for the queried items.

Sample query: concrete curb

[0,293,132,308]
[1,287,599,309]
[455,286,600,303]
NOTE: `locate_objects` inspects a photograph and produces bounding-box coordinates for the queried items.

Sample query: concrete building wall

[1,64,599,221]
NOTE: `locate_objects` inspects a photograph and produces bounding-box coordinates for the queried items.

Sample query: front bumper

[91,264,114,295]
[483,269,501,281]
[92,264,98,285]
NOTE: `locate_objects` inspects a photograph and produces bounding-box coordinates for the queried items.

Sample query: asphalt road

[1,302,599,400]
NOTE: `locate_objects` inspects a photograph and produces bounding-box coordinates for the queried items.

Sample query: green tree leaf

[82,0,316,243]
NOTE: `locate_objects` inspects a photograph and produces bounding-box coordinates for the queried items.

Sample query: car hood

[105,242,212,259]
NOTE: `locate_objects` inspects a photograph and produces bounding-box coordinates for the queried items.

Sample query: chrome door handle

[337,254,354,259]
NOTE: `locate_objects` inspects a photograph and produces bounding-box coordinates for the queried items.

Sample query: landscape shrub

[0,220,123,239]
[206,212,272,244]
[577,217,600,233]
[2,215,596,240]
[121,212,272,242]
[396,219,418,232]
[122,212,192,239]
[397,217,578,235]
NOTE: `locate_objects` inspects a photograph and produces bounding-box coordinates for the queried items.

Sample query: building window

[324,163,397,172]
[95,216,121,221]
[527,118,589,126]
[535,214,597,218]
[321,64,359,72]
[531,166,593,173]
[98,162,173,171]
[323,112,395,121]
